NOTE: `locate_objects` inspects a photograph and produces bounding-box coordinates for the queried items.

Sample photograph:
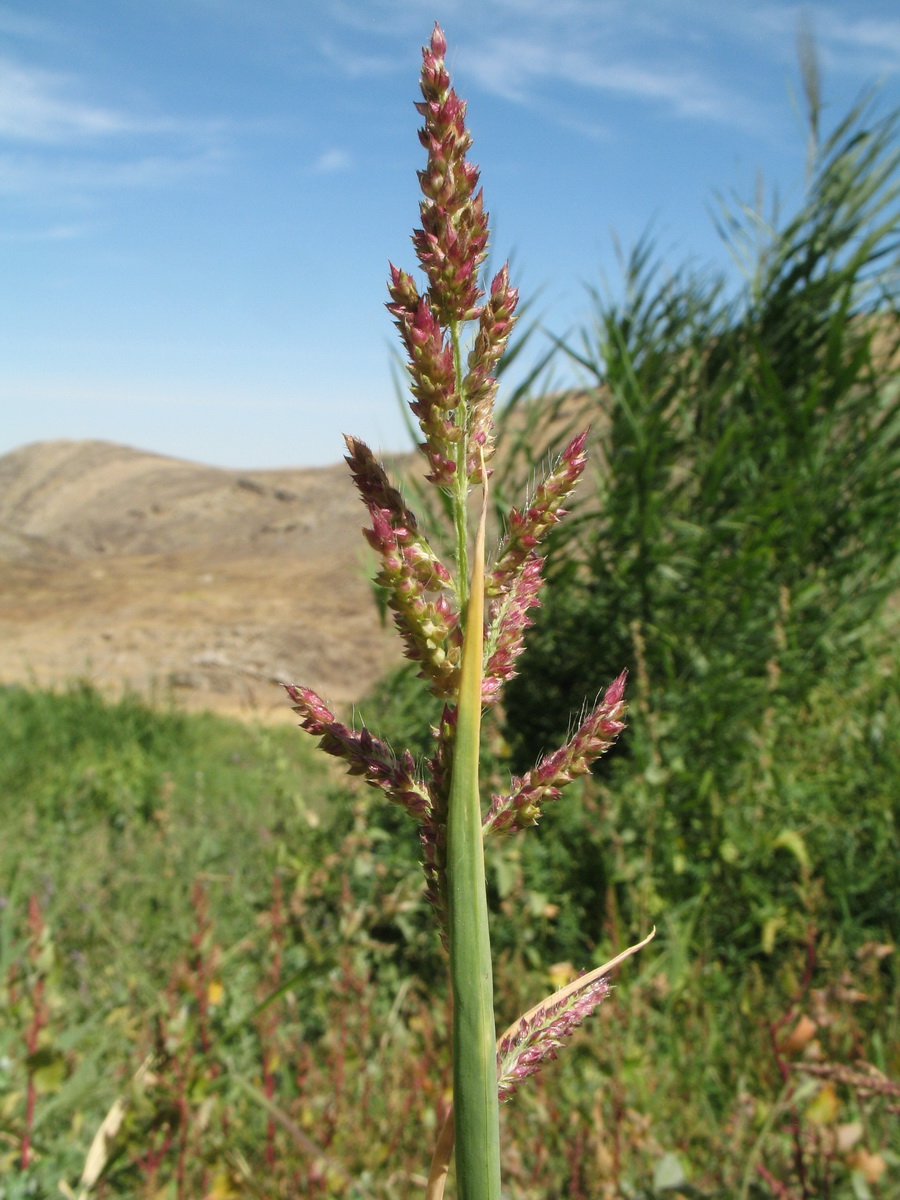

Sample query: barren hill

[0,439,402,719]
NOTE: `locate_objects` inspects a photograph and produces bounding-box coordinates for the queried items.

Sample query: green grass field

[1,653,897,1198]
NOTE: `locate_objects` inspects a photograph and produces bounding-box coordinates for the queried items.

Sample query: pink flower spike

[489,430,589,596]
[484,671,627,834]
[482,553,544,706]
[391,20,506,482]
[496,931,655,1101]
[285,684,433,820]
[430,22,447,60]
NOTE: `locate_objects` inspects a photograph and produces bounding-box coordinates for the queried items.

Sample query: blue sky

[1,1,899,469]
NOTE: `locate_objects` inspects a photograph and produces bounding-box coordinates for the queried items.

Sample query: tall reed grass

[285,25,649,1197]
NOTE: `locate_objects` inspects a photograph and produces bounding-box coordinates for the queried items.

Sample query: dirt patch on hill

[0,439,404,720]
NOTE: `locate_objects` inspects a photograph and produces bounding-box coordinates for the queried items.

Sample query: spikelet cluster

[484,673,627,835]
[386,25,518,486]
[497,974,611,1101]
[285,685,432,820]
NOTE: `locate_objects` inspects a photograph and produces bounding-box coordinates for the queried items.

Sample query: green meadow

[0,641,898,1197]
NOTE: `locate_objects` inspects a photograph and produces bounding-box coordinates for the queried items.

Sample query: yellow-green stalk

[446,465,500,1200]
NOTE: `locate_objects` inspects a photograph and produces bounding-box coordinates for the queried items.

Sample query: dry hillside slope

[0,439,401,718]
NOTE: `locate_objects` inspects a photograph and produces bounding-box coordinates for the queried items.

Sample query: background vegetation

[2,75,899,1200]
[496,77,900,963]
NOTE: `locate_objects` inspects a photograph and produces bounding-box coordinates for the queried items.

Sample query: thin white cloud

[314,35,402,79]
[834,16,900,55]
[311,147,352,173]
[0,221,90,241]
[0,145,228,197]
[315,0,765,133]
[325,0,439,41]
[0,51,232,200]
[0,55,155,142]
[699,4,900,75]
[811,10,900,74]
[463,35,756,130]
[322,0,896,136]
[491,0,622,17]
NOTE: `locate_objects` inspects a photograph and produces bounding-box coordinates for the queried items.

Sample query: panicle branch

[464,266,519,479]
[344,434,451,589]
[387,270,460,487]
[368,513,461,697]
[484,672,627,835]
[481,554,543,706]
[285,685,432,821]
[477,432,589,706]
[488,431,589,596]
[497,973,611,1102]
[344,436,462,697]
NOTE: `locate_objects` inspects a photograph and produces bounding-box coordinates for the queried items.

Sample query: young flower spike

[484,671,628,835]
[497,974,611,1101]
[488,429,589,596]
[424,932,656,1200]
[388,23,517,493]
[285,685,432,821]
[497,929,655,1099]
[344,435,461,696]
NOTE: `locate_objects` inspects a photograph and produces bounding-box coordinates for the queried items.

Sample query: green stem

[446,464,501,1200]
[450,322,469,609]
